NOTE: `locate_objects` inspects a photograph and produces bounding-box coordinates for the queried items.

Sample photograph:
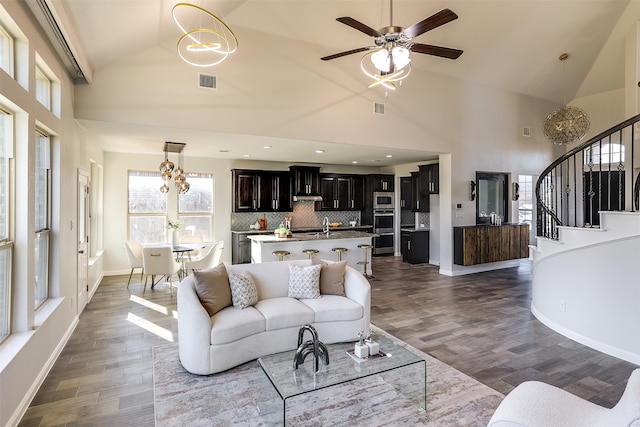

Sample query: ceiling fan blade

[403,8,458,39]
[336,17,382,37]
[410,43,463,60]
[321,46,375,61]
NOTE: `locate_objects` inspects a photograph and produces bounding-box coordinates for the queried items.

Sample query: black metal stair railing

[535,113,640,240]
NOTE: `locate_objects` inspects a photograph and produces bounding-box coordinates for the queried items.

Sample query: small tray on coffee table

[346,349,391,363]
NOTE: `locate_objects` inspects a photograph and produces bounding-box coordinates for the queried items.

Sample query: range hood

[293,195,323,202]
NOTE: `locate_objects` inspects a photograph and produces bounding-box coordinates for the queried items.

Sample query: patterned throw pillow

[228,271,259,309]
[288,264,322,299]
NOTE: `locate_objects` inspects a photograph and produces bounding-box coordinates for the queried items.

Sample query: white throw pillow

[288,264,321,299]
[228,271,259,309]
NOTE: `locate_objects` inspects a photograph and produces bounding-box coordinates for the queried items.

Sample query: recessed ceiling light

[219,149,229,153]
[263,145,272,149]
[352,160,358,164]
[386,154,393,158]
[243,154,250,157]
[315,150,324,154]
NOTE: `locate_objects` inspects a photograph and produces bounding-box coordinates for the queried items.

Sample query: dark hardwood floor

[19,257,638,426]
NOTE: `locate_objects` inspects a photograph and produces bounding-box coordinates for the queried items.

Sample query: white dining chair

[124,240,144,288]
[180,235,204,259]
[184,241,224,274]
[142,246,181,295]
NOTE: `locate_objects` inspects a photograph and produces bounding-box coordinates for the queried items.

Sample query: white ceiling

[44,0,638,166]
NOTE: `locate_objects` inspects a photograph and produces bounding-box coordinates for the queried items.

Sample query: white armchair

[487,368,640,427]
[184,241,223,274]
[142,246,181,294]
[124,240,144,287]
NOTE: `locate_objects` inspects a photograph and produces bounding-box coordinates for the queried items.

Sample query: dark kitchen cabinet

[318,174,363,210]
[232,169,291,212]
[400,176,413,211]
[401,229,429,264]
[290,166,321,198]
[369,174,394,192]
[256,171,292,212]
[232,233,252,264]
[419,164,439,194]
[411,171,429,212]
[232,169,258,212]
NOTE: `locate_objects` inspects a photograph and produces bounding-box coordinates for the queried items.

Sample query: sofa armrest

[177,275,214,375]
[343,265,371,334]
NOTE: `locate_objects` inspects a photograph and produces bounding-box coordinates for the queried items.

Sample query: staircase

[531,114,640,365]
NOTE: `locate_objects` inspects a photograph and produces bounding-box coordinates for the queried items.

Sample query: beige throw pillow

[311,257,347,296]
[193,264,232,316]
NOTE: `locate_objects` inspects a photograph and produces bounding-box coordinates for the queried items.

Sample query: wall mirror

[476,172,508,225]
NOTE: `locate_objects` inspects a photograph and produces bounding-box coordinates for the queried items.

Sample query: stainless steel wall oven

[373,209,394,255]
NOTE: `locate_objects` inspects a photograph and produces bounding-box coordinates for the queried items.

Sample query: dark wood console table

[453,224,529,266]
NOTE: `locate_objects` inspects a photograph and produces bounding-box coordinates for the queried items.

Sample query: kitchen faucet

[322,217,330,236]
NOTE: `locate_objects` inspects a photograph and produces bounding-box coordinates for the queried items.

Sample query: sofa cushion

[229,271,259,309]
[193,264,232,316]
[300,295,363,322]
[210,306,266,345]
[287,264,321,299]
[311,257,347,296]
[255,297,315,330]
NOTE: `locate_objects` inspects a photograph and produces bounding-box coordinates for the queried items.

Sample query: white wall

[0,3,101,426]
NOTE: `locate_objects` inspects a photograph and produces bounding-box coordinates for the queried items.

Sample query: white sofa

[177,259,371,375]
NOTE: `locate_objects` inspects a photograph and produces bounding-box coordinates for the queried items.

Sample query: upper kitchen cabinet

[318,174,364,211]
[369,174,394,192]
[232,169,257,212]
[400,176,413,211]
[419,164,439,194]
[290,166,321,199]
[232,169,291,212]
[256,171,292,212]
[411,171,428,212]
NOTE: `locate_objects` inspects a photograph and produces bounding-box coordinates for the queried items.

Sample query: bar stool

[331,247,348,261]
[302,249,319,259]
[357,244,374,278]
[272,250,290,261]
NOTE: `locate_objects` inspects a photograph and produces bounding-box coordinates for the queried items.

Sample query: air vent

[199,73,217,89]
[373,102,385,115]
[522,126,531,137]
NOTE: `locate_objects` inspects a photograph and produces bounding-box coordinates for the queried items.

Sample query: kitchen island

[247,230,376,275]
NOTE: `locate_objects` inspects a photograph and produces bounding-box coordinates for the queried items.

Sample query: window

[518,175,534,225]
[0,109,13,342]
[128,170,167,243]
[178,172,213,241]
[584,143,625,165]
[0,23,13,76]
[35,66,51,110]
[34,131,50,308]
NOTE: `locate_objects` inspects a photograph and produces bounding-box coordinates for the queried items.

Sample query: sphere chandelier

[159,142,190,194]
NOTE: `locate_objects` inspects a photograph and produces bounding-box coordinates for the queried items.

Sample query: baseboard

[8,315,80,427]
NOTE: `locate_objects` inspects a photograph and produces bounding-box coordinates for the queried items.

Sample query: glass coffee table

[257,334,426,425]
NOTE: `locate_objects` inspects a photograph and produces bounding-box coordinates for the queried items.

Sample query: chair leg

[127,268,134,288]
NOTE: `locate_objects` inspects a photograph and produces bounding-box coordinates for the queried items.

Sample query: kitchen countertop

[247,230,377,243]
[231,226,373,234]
[400,228,430,232]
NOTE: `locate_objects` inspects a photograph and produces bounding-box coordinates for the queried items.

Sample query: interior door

[77,170,89,312]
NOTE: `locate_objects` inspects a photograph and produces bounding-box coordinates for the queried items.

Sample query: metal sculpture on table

[293,324,329,373]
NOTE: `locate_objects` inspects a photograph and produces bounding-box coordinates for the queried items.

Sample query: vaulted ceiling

[35,0,639,165]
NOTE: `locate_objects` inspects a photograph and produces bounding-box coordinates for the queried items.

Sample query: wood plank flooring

[19,257,638,426]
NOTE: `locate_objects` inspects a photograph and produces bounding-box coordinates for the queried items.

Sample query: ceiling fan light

[371,49,390,72]
[391,46,411,70]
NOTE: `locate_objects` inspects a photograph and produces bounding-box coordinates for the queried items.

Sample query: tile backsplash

[231,201,361,231]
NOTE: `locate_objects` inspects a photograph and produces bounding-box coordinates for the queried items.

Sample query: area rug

[153,326,503,426]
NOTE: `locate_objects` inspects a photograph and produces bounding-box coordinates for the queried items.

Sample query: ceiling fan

[321,3,463,89]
